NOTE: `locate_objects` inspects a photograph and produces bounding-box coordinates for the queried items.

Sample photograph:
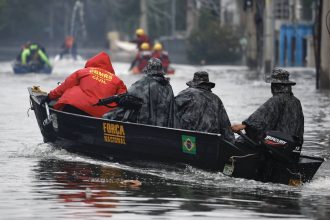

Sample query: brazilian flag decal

[182,135,196,155]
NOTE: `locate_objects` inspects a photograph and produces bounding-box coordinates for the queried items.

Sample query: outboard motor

[263,131,301,162]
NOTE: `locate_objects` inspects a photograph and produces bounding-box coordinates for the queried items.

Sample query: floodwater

[0,58,330,220]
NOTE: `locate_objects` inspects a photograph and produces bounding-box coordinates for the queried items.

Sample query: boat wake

[301,159,330,195]
[302,176,330,194]
[15,142,318,194]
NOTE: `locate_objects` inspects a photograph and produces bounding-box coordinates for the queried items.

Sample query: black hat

[143,57,165,75]
[268,68,296,85]
[186,71,215,88]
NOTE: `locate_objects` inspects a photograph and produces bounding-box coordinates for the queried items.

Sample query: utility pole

[219,0,222,26]
[318,0,330,89]
[186,0,196,36]
[171,0,176,37]
[63,1,70,39]
[263,0,275,78]
[49,3,54,41]
[242,0,258,69]
[140,0,148,33]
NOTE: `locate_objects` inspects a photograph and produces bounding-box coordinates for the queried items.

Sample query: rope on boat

[27,107,31,117]
[286,168,302,178]
[27,99,34,117]
[229,154,257,166]
[230,154,257,161]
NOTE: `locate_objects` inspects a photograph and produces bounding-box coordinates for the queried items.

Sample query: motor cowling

[263,131,301,162]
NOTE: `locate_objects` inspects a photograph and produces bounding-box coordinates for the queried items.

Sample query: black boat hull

[28,87,324,185]
[13,63,52,74]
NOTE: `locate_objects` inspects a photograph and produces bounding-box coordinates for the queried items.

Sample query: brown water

[0,60,329,219]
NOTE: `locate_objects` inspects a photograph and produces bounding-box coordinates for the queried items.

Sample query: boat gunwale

[29,87,223,137]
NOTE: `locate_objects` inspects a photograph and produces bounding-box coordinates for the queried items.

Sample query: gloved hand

[40,95,50,105]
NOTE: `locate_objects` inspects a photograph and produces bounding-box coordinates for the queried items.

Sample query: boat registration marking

[103,122,126,145]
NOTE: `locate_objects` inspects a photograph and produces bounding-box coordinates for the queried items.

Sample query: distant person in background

[129,42,152,73]
[175,71,235,143]
[104,58,175,127]
[152,42,170,73]
[130,28,151,51]
[40,52,127,117]
[19,42,51,69]
[16,42,29,62]
[59,35,77,60]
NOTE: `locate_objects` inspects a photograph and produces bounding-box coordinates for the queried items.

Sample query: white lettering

[265,135,287,145]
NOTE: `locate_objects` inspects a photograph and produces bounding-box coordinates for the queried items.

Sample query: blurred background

[0,0,329,88]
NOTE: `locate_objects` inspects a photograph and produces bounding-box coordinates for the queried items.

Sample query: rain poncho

[175,85,235,143]
[243,85,304,145]
[103,59,175,127]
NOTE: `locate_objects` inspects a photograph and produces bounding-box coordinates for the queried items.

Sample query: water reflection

[31,159,318,219]
[34,159,140,218]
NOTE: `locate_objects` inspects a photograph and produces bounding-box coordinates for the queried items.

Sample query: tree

[186,9,241,64]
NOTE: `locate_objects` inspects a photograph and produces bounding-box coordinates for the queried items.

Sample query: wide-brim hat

[144,68,165,75]
[267,68,296,85]
[186,71,215,88]
[143,57,165,75]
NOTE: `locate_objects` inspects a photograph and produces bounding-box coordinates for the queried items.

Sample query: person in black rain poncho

[103,58,175,127]
[175,71,235,143]
[231,68,304,147]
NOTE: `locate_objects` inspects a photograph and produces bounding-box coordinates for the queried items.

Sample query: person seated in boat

[19,42,51,69]
[59,35,77,60]
[231,68,304,147]
[151,42,170,73]
[103,58,175,127]
[40,51,127,117]
[175,71,235,143]
[129,42,152,74]
[130,28,151,51]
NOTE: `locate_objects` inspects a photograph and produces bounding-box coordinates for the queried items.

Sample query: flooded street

[0,59,330,219]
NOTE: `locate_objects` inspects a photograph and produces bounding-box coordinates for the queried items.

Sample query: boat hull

[13,63,52,74]
[28,87,324,185]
